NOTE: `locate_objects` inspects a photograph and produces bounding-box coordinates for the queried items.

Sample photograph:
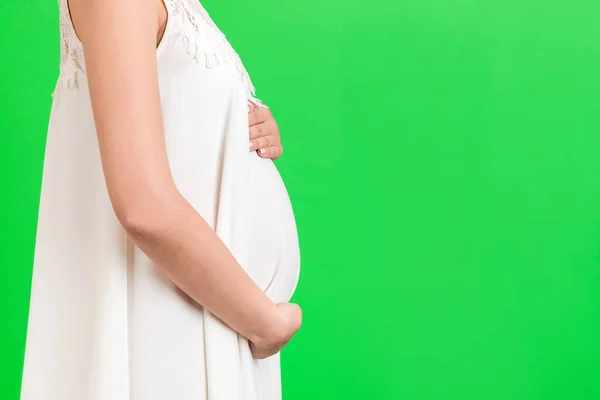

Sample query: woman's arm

[68,0,300,357]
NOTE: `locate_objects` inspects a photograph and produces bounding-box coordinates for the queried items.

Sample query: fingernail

[249,141,254,149]
[259,148,265,155]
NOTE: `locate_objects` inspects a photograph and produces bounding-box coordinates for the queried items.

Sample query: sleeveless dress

[20,1,301,399]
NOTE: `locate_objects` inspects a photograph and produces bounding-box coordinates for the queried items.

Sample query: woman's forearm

[120,191,283,345]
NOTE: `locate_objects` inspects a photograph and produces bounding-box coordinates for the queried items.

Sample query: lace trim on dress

[54,0,267,106]
[165,0,265,103]
[55,0,85,94]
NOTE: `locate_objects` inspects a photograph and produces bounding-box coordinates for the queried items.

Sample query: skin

[67,0,300,359]
[249,103,283,160]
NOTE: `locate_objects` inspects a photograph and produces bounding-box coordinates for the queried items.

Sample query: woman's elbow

[115,207,145,234]
[114,204,151,237]
[113,195,176,237]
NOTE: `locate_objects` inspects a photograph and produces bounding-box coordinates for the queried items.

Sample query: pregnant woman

[20,0,301,399]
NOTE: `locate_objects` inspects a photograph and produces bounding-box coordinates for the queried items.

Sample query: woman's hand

[248,101,283,160]
[249,302,302,359]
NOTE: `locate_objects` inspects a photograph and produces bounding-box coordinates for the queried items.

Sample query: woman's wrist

[247,303,302,359]
[246,303,289,346]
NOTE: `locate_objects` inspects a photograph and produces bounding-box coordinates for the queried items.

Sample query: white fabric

[20,1,300,399]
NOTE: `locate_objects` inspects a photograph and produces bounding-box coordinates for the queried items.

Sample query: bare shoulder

[67,0,167,49]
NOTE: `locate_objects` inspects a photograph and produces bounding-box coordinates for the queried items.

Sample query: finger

[249,135,273,151]
[248,106,271,126]
[248,109,266,126]
[257,145,283,160]
[248,123,263,140]
[249,121,274,140]
[247,100,259,113]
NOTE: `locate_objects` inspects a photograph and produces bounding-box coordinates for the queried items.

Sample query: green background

[1,0,600,399]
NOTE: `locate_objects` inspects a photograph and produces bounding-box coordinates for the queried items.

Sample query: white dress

[20,1,300,399]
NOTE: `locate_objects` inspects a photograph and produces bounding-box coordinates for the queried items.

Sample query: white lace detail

[55,0,266,105]
[56,0,85,93]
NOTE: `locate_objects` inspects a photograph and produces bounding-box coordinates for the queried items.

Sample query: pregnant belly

[245,151,300,303]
